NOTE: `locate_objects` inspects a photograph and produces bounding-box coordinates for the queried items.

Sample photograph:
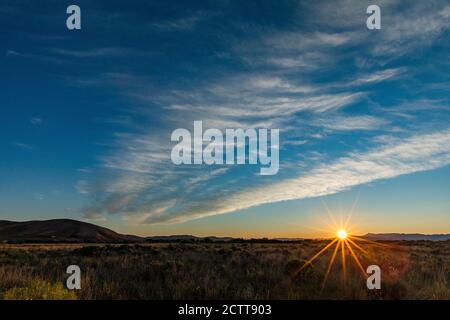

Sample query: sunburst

[297,198,382,288]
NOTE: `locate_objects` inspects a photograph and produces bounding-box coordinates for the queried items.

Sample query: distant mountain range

[146,235,234,242]
[362,233,450,241]
[0,219,449,243]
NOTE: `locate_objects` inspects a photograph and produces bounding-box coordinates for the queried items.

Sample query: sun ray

[344,192,360,230]
[344,240,367,277]
[340,239,346,282]
[346,237,369,255]
[321,199,339,230]
[321,241,340,289]
[349,235,394,248]
[298,238,339,273]
[345,237,380,264]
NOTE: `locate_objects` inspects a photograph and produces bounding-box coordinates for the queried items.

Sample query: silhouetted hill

[0,219,142,243]
[363,233,450,241]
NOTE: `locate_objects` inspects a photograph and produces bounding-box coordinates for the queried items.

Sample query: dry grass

[0,241,449,300]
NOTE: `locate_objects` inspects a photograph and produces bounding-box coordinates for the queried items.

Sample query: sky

[1,0,450,238]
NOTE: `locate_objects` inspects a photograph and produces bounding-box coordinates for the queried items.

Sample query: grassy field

[0,240,449,300]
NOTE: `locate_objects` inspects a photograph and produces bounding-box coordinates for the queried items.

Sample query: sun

[296,198,383,289]
[337,229,348,240]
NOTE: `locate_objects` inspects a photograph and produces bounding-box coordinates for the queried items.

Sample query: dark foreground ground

[0,240,449,300]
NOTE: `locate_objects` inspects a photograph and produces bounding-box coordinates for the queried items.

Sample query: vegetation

[3,279,76,300]
[0,241,449,300]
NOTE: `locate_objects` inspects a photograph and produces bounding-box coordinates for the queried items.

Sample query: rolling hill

[0,219,141,243]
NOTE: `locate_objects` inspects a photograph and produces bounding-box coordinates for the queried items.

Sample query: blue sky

[1,0,450,237]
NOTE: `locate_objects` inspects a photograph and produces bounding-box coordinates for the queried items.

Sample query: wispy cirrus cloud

[30,117,43,125]
[142,129,450,224]
[348,68,405,86]
[306,0,450,57]
[13,142,33,151]
[48,47,148,58]
[75,0,450,226]
[5,50,63,64]
[151,13,207,31]
[315,115,388,131]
